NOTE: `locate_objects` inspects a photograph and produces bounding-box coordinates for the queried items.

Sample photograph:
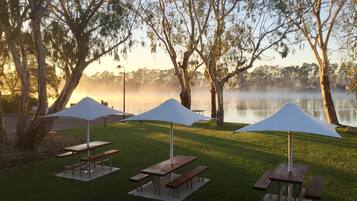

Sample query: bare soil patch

[0,131,84,170]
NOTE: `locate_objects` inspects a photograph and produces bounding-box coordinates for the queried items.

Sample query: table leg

[278,182,281,201]
[288,183,292,201]
[158,176,161,195]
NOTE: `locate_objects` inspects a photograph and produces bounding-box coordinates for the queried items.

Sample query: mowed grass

[0,121,356,201]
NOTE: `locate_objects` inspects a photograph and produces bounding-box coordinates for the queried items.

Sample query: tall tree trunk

[12,47,30,142]
[210,83,217,118]
[319,60,339,124]
[16,58,86,149]
[180,88,191,109]
[0,1,31,146]
[30,0,47,120]
[15,0,48,149]
[215,84,224,126]
[0,89,7,144]
[179,52,192,109]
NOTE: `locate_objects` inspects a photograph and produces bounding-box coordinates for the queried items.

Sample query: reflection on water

[68,90,357,126]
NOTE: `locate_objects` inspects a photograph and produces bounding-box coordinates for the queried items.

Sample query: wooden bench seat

[80,149,119,178]
[253,171,272,201]
[56,151,79,175]
[166,165,208,198]
[80,149,119,161]
[56,151,75,158]
[305,176,323,201]
[129,173,150,192]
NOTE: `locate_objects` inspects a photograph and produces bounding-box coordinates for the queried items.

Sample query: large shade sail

[236,103,341,138]
[123,98,210,126]
[45,97,127,154]
[235,103,342,200]
[235,103,341,172]
[46,97,127,121]
[123,98,210,164]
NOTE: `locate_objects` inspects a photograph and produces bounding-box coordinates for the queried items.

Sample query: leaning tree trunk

[215,84,224,126]
[210,83,217,118]
[319,61,339,125]
[16,62,86,149]
[0,89,7,144]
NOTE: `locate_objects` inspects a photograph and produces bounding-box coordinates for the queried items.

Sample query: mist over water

[68,88,357,126]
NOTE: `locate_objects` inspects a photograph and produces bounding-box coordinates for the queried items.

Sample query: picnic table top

[141,155,197,176]
[269,163,309,184]
[192,109,205,112]
[64,141,111,152]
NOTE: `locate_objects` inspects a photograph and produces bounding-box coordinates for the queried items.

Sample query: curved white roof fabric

[123,98,210,125]
[235,103,341,139]
[46,97,126,120]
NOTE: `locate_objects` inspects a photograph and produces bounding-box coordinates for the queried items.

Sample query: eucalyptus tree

[137,0,211,109]
[196,0,292,126]
[274,0,349,125]
[1,0,136,148]
[341,0,357,60]
[0,0,32,139]
[24,0,136,149]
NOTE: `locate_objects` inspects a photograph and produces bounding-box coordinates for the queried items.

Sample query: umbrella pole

[288,131,293,173]
[170,122,174,165]
[288,131,293,200]
[87,120,90,156]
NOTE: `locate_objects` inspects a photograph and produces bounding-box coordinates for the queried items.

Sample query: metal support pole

[170,123,174,165]
[288,131,293,173]
[288,131,293,200]
[87,120,90,156]
[123,66,126,119]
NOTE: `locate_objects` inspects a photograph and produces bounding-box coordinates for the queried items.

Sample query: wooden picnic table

[64,141,111,153]
[192,109,205,115]
[141,155,197,194]
[141,155,197,176]
[269,163,309,201]
[270,163,309,184]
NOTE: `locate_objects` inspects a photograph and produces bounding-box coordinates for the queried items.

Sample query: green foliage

[45,0,134,79]
[345,62,357,95]
[1,95,37,113]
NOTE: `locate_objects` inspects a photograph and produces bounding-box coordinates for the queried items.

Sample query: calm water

[69,90,357,126]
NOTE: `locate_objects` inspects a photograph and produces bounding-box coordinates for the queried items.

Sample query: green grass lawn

[0,121,356,201]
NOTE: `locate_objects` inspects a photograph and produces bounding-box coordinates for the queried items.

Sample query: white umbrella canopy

[45,97,127,153]
[46,97,126,121]
[123,98,211,126]
[235,103,342,172]
[123,98,210,164]
[236,103,341,138]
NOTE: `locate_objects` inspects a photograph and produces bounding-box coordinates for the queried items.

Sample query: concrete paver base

[128,173,210,201]
[55,166,119,182]
[263,193,313,201]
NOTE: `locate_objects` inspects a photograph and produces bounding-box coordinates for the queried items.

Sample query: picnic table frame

[269,163,309,201]
[191,109,205,115]
[141,155,197,194]
[63,141,112,176]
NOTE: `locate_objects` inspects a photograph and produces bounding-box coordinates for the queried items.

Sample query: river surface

[69,90,357,126]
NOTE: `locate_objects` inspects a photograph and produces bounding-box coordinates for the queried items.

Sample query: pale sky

[85,38,341,76]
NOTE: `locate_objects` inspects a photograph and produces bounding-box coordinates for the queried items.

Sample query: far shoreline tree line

[0,0,356,149]
[72,62,348,94]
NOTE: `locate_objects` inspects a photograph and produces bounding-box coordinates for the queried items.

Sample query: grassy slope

[0,121,356,201]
